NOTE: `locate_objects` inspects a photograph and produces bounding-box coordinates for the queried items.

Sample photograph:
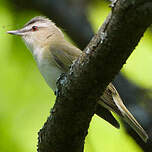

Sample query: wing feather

[50,41,82,72]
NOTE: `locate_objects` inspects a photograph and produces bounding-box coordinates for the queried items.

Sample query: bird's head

[7,16,64,53]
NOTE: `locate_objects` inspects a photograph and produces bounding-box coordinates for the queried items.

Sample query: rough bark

[9,0,152,151]
[36,1,152,152]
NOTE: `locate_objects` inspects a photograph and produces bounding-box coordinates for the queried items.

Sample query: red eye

[32,26,38,31]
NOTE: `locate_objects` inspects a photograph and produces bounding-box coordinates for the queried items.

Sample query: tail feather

[122,110,148,143]
[99,83,148,142]
[112,94,148,142]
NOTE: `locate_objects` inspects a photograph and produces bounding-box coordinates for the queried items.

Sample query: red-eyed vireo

[7,16,148,142]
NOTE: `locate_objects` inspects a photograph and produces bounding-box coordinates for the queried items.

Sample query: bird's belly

[38,62,62,91]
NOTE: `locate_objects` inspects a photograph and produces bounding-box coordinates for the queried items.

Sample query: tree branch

[36,1,152,152]
[10,1,152,148]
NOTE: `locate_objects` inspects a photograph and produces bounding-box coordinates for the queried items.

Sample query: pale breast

[38,59,62,91]
[31,47,62,91]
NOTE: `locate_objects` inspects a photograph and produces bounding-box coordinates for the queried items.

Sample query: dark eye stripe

[23,16,49,28]
[24,19,46,28]
[21,26,45,33]
[20,28,33,33]
[24,20,36,27]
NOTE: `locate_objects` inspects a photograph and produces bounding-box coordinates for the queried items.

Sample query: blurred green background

[0,0,152,152]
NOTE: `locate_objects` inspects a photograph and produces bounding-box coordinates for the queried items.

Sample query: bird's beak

[7,29,25,36]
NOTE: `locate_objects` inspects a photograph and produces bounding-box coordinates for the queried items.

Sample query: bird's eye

[32,26,38,31]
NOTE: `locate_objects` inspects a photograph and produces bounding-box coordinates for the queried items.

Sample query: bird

[7,16,148,142]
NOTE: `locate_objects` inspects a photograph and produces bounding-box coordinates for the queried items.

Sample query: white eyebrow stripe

[24,22,51,30]
[21,22,50,33]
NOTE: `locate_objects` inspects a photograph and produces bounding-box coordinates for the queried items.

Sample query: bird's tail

[99,83,148,142]
[112,93,148,143]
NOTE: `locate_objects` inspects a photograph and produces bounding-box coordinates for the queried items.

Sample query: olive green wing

[50,42,82,72]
